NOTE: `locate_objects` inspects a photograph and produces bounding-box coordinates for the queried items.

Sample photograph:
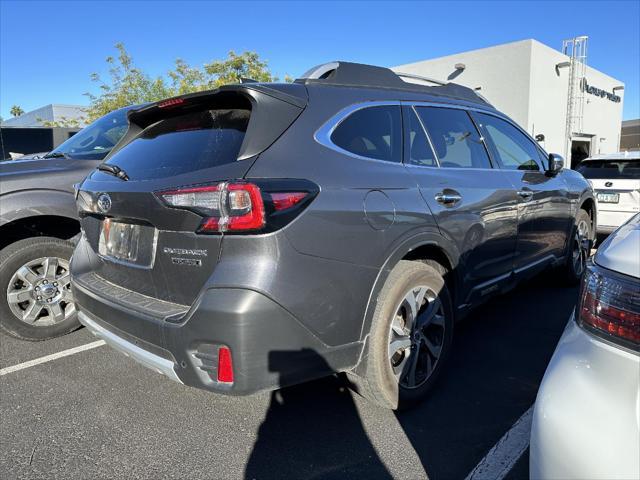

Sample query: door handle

[517,189,534,201]
[435,192,462,205]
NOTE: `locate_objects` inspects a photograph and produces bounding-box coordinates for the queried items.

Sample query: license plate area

[597,192,620,204]
[98,219,157,268]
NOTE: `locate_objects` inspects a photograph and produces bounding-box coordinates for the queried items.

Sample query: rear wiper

[43,151,69,159]
[97,163,129,181]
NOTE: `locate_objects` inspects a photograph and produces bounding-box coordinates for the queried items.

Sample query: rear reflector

[577,262,640,351]
[271,192,308,211]
[217,346,234,383]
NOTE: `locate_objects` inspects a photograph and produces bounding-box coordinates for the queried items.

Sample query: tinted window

[331,106,402,163]
[48,107,130,160]
[406,108,437,167]
[474,113,541,171]
[577,159,640,179]
[415,107,491,169]
[105,109,249,180]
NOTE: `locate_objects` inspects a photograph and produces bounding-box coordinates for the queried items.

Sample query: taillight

[157,180,316,234]
[577,261,640,351]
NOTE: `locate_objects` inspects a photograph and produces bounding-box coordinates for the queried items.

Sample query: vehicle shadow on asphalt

[394,272,580,478]
[244,350,392,480]
[245,274,578,480]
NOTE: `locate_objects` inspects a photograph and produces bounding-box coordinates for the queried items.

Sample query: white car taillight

[577,261,640,351]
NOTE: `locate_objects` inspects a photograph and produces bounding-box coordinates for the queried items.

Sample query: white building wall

[393,39,624,162]
[393,39,534,129]
[2,104,86,127]
[528,40,624,157]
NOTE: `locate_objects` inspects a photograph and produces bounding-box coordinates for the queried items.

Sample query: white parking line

[465,406,533,480]
[0,340,106,376]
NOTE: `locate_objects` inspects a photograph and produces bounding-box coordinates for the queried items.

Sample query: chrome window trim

[314,99,538,170]
[408,105,440,168]
[314,101,403,165]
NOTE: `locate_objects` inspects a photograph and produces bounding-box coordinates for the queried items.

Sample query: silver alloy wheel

[388,286,446,389]
[6,257,75,326]
[572,219,590,277]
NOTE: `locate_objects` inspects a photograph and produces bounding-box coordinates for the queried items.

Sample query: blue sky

[1,0,639,120]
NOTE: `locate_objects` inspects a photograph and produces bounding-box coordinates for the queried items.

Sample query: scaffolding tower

[562,36,589,158]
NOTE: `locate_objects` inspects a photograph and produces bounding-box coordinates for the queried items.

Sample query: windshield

[48,107,131,160]
[576,159,640,179]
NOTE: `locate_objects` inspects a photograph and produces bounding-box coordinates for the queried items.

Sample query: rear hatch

[577,158,640,225]
[76,85,307,307]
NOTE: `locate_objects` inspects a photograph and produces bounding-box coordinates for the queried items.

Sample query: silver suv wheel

[7,256,75,326]
[388,285,446,390]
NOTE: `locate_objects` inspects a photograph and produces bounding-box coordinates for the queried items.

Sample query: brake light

[217,346,234,383]
[157,97,185,109]
[158,181,315,234]
[577,262,640,351]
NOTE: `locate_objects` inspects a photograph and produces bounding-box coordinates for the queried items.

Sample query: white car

[530,214,640,479]
[576,152,640,234]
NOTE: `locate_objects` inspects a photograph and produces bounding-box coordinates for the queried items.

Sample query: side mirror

[535,134,545,142]
[547,153,564,174]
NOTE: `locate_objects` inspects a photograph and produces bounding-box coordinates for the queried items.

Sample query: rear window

[105,109,249,179]
[576,159,640,179]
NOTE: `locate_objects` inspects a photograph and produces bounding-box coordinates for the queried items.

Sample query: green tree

[84,43,173,122]
[84,44,285,122]
[203,50,275,87]
[10,105,24,117]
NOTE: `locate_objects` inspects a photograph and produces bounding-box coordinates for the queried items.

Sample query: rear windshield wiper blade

[43,151,69,159]
[97,163,129,181]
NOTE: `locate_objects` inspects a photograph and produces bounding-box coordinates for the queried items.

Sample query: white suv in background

[576,152,640,234]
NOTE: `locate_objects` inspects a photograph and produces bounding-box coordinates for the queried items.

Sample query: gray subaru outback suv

[71,62,595,409]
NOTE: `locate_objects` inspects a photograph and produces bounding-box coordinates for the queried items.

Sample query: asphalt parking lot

[0,272,579,480]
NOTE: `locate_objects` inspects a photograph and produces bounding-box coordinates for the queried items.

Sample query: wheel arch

[358,231,460,344]
[0,190,80,251]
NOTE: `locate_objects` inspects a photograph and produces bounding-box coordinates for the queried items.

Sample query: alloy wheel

[572,219,589,277]
[388,286,446,389]
[6,257,75,326]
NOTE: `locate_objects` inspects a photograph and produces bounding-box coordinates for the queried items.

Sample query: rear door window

[473,113,542,171]
[405,107,437,167]
[330,105,402,163]
[415,107,492,169]
[105,109,250,180]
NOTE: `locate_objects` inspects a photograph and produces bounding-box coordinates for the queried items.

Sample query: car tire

[353,260,454,410]
[0,237,80,341]
[561,209,592,285]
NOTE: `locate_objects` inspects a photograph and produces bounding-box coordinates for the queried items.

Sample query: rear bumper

[596,209,638,234]
[79,311,183,384]
[530,313,640,479]
[72,274,361,396]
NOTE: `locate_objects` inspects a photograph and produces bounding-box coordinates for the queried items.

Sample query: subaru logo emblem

[605,181,613,187]
[97,193,112,213]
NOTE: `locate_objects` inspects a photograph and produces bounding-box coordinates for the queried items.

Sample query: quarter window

[330,105,402,163]
[415,107,492,169]
[474,113,542,171]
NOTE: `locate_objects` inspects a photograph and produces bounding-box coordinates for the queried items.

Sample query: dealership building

[393,38,625,168]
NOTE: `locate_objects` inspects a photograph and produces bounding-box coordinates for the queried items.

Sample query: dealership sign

[581,79,621,103]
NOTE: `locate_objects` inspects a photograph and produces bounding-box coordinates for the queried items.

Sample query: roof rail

[295,61,491,106]
[395,72,447,87]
